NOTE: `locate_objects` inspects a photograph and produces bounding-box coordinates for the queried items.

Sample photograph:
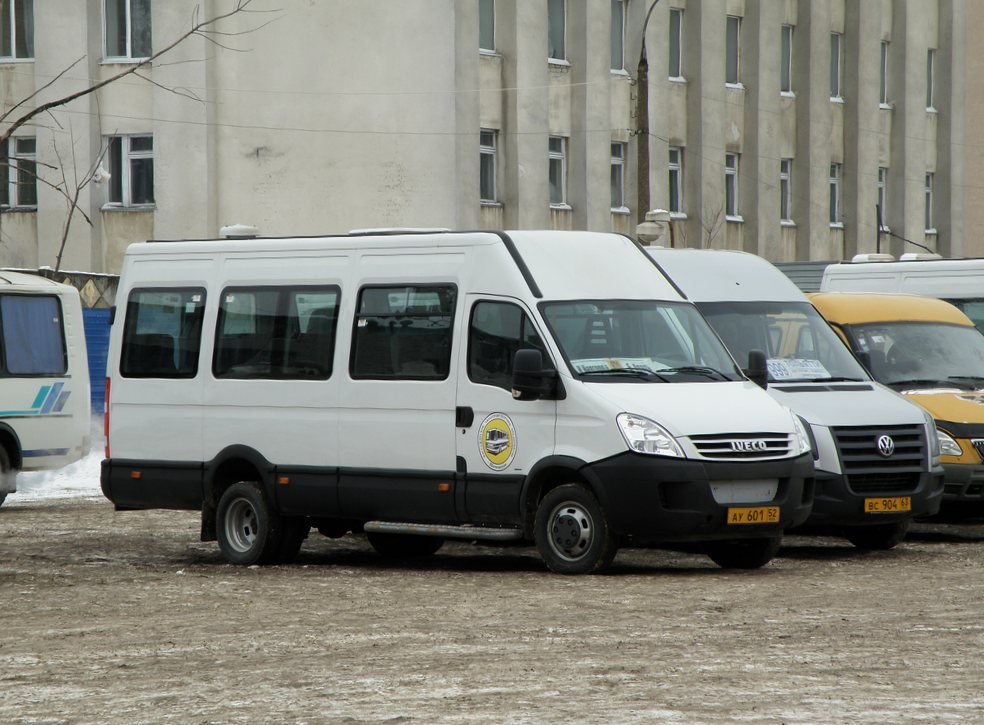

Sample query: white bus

[0,272,91,507]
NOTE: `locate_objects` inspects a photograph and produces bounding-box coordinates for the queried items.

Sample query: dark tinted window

[469,301,551,390]
[120,288,205,378]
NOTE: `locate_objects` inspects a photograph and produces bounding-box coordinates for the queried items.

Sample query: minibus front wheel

[705,536,781,569]
[534,483,617,574]
[216,481,307,565]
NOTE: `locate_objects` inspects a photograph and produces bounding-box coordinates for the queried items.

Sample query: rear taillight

[104,378,111,458]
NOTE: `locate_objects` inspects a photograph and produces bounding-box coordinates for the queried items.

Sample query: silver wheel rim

[546,501,594,562]
[224,497,259,554]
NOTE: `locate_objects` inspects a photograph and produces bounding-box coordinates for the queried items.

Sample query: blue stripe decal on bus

[40,383,64,415]
[0,384,72,417]
[22,448,71,458]
[53,391,71,413]
[32,386,50,409]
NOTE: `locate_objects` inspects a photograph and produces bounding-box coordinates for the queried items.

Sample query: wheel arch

[201,445,276,541]
[520,455,601,537]
[0,423,23,470]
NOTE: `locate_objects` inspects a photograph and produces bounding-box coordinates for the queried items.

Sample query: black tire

[216,481,286,566]
[845,520,910,550]
[534,483,617,575]
[276,519,310,564]
[366,532,444,557]
[0,447,13,509]
[706,536,782,569]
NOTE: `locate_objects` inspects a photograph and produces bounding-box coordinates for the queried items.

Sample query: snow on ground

[12,431,105,503]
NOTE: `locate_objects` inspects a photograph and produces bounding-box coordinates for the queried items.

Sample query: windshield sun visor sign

[766,358,829,382]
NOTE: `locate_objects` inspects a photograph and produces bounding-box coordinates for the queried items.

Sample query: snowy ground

[12,429,104,503]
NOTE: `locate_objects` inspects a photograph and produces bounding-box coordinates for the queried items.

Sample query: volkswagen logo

[877,434,895,457]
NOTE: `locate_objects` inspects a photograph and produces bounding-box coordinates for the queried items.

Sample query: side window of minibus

[0,294,68,375]
[350,285,456,380]
[120,288,205,378]
[468,301,551,390]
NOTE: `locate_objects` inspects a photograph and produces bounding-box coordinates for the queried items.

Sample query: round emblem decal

[877,434,895,457]
[478,413,517,471]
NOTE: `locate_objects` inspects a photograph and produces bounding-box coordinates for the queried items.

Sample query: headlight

[790,411,813,456]
[937,429,961,459]
[617,413,684,457]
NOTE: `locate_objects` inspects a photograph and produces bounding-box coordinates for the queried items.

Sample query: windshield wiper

[885,378,975,390]
[580,367,669,382]
[802,376,867,383]
[659,365,731,380]
[947,376,984,387]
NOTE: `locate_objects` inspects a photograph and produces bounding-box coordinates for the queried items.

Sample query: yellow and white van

[0,272,91,507]
[102,230,815,573]
[810,292,984,513]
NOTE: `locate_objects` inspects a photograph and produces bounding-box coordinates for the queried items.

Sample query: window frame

[548,135,568,207]
[105,134,155,208]
[726,15,742,86]
[830,32,843,100]
[725,152,740,218]
[925,172,935,233]
[880,40,890,106]
[610,0,625,72]
[480,128,498,203]
[104,0,152,61]
[479,0,495,53]
[829,163,842,226]
[548,0,566,62]
[610,142,626,211]
[669,8,683,79]
[0,0,34,60]
[1,136,37,210]
[668,146,683,214]
[780,158,793,222]
[877,166,889,229]
[926,48,936,111]
[780,24,793,95]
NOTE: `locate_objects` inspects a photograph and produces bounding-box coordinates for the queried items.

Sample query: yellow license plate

[727,506,780,525]
[864,496,912,513]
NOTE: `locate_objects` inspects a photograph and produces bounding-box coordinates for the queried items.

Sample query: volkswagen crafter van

[101,230,813,573]
[810,291,984,516]
[647,249,943,548]
[0,271,91,507]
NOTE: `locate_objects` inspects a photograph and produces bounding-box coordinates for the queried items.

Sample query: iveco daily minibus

[647,249,943,548]
[101,230,814,573]
[0,271,91,507]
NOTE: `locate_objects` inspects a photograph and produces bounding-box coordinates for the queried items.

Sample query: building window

[830,33,842,99]
[829,163,842,225]
[610,0,625,71]
[105,0,151,60]
[925,173,935,232]
[1,137,37,209]
[668,147,683,214]
[669,8,683,78]
[780,158,793,222]
[880,40,889,105]
[548,0,566,61]
[877,166,888,228]
[351,285,456,380]
[780,25,793,94]
[726,16,741,85]
[549,136,567,206]
[725,153,740,217]
[106,135,154,206]
[1,0,34,59]
[927,49,936,110]
[610,143,626,210]
[479,0,495,52]
[480,129,497,203]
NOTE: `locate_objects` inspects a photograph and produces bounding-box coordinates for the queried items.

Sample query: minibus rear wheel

[706,536,781,569]
[217,481,289,565]
[534,483,617,574]
[845,520,910,550]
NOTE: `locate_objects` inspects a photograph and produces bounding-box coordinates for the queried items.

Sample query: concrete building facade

[0,0,968,274]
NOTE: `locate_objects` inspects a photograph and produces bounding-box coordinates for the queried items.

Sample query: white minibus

[101,230,814,573]
[0,271,91,506]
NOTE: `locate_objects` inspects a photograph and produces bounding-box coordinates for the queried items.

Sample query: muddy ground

[2,497,984,724]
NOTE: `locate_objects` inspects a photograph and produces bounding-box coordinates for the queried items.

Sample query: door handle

[455,406,475,428]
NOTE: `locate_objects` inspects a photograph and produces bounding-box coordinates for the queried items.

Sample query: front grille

[972,439,984,460]
[832,424,926,494]
[688,432,791,460]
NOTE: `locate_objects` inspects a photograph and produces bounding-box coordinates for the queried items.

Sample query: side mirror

[745,349,769,390]
[512,349,560,401]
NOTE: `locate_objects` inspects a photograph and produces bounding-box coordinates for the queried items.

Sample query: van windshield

[697,301,869,383]
[540,300,742,382]
[850,321,984,390]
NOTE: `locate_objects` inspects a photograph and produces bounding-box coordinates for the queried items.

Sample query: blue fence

[82,308,111,415]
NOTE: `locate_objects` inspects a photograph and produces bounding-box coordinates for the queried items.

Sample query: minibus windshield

[697,301,869,383]
[850,321,984,390]
[540,300,742,382]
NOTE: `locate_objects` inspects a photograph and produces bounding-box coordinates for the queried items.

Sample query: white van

[101,230,814,573]
[821,255,984,331]
[0,271,91,507]
[647,248,943,548]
